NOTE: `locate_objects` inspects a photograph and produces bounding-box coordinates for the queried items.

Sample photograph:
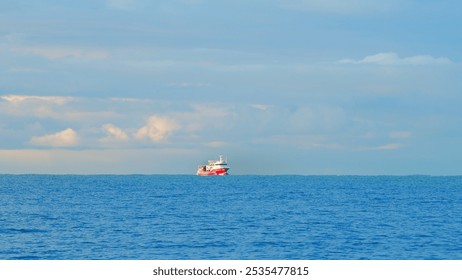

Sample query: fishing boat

[197,155,229,176]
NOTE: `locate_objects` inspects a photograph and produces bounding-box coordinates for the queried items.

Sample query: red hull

[197,168,228,176]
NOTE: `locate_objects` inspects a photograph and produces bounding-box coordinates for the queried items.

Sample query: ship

[197,155,229,176]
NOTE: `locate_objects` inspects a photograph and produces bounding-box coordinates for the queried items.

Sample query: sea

[1,175,461,260]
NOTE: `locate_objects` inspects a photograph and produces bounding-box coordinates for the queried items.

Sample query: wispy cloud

[338,52,452,66]
[250,104,271,110]
[1,95,75,105]
[375,143,402,150]
[29,128,79,147]
[360,143,402,151]
[1,94,120,122]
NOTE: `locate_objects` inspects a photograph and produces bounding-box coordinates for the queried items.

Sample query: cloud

[250,104,271,110]
[14,46,109,60]
[100,124,129,143]
[1,95,75,105]
[359,143,402,151]
[135,115,180,142]
[29,128,79,147]
[375,143,402,150]
[1,95,122,123]
[339,52,452,66]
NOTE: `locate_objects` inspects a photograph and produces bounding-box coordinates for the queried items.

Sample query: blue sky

[1,0,461,174]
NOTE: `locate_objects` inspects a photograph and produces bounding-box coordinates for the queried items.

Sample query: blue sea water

[0,175,461,260]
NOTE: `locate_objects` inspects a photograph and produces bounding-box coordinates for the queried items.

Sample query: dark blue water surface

[1,175,461,259]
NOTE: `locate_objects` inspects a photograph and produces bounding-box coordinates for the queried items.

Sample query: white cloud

[339,52,452,66]
[29,128,79,147]
[100,124,129,143]
[135,115,179,142]
[1,95,75,105]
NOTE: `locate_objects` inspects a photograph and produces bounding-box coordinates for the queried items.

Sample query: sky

[1,0,461,175]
